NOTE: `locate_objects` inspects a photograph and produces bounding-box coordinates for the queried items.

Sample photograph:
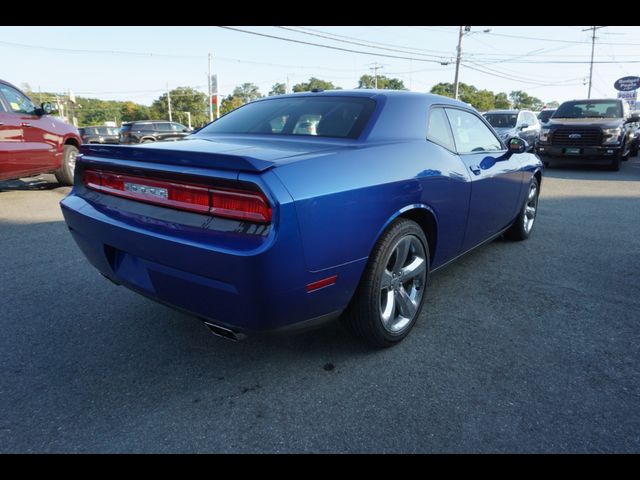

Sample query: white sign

[211,74,218,95]
[618,90,637,110]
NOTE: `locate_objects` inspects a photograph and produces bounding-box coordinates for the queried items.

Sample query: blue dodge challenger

[60,90,542,347]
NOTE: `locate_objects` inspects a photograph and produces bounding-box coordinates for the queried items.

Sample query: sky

[2,26,640,107]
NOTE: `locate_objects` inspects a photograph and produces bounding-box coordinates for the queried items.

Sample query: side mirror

[33,102,53,116]
[508,137,528,154]
[519,123,529,130]
[625,114,640,123]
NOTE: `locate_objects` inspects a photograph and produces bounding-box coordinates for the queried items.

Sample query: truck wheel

[54,144,78,186]
[609,155,621,171]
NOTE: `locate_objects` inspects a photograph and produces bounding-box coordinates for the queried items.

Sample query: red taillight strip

[83,169,272,223]
[306,275,338,293]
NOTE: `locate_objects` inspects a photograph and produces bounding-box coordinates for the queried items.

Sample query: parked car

[536,98,639,171]
[119,120,191,144]
[537,109,556,125]
[0,79,81,185]
[483,109,541,149]
[79,125,120,144]
[60,91,542,348]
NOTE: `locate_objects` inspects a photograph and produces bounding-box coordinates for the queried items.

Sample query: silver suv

[483,109,541,150]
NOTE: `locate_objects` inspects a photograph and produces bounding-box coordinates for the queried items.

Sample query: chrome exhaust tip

[203,322,246,341]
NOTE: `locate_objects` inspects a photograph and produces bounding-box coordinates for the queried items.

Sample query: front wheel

[609,155,621,171]
[343,218,429,348]
[505,176,539,241]
[54,144,78,186]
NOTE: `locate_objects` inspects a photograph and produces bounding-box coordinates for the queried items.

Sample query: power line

[279,26,454,57]
[217,26,448,64]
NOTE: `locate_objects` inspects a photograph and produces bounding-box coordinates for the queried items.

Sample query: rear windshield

[484,113,517,128]
[96,127,119,135]
[555,100,622,119]
[198,96,376,139]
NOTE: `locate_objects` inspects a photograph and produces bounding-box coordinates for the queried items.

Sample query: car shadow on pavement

[0,175,67,192]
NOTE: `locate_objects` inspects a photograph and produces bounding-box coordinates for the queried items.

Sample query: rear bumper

[536,144,621,160]
[60,186,365,334]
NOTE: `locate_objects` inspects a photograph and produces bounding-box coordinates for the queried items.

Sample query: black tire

[54,144,78,186]
[505,176,539,241]
[630,143,639,158]
[342,218,430,348]
[609,155,621,171]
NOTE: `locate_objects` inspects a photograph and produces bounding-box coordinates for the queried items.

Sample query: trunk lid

[80,135,354,173]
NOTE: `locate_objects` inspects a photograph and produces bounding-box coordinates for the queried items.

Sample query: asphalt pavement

[1,159,639,453]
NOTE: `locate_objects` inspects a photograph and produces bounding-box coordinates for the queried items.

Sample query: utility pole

[369,62,383,88]
[453,26,466,100]
[215,74,220,119]
[185,111,191,129]
[208,53,213,122]
[583,26,606,99]
[167,82,172,122]
[286,74,290,94]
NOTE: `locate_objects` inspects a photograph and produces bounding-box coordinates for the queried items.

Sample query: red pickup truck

[0,79,81,185]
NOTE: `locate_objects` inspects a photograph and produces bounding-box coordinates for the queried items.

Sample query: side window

[155,122,172,132]
[171,123,186,132]
[445,108,503,153]
[0,98,6,112]
[0,84,36,114]
[426,107,455,151]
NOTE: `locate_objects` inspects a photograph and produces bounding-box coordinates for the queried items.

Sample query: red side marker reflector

[306,275,338,293]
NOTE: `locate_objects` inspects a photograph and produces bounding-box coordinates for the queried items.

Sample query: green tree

[430,82,488,110]
[292,77,339,92]
[233,83,263,103]
[269,83,286,96]
[218,83,263,116]
[494,92,511,109]
[474,89,496,111]
[357,74,407,90]
[220,95,245,116]
[544,100,560,109]
[509,90,543,110]
[150,87,208,127]
[120,101,150,122]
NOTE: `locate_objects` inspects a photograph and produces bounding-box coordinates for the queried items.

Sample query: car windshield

[555,100,622,119]
[484,113,517,128]
[197,96,376,139]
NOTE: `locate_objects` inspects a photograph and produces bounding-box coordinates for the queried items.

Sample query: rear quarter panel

[273,139,472,272]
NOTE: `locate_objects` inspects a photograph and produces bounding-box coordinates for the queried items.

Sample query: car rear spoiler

[79,144,275,173]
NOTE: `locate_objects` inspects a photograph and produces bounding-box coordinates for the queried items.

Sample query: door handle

[469,164,481,175]
[21,122,32,127]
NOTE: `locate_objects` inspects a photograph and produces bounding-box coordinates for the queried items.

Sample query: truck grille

[550,127,602,146]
